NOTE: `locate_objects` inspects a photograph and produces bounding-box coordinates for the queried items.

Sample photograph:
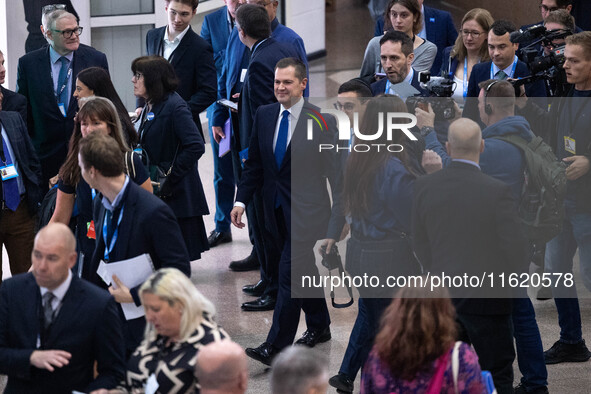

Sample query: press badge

[58,103,67,117]
[240,68,248,83]
[0,165,18,181]
[564,136,576,155]
[145,373,159,394]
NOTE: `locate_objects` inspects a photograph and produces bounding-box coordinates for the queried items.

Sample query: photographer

[518,31,591,365]
[541,10,575,96]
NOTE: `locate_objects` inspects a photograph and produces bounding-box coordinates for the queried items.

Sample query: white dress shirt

[163,24,190,61]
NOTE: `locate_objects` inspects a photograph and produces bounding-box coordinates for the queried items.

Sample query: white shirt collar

[164,24,190,44]
[280,97,304,121]
[40,270,72,302]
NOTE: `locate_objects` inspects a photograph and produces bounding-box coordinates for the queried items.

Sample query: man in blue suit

[16,9,108,190]
[374,0,457,75]
[0,222,125,394]
[0,51,27,122]
[143,0,217,140]
[201,1,239,248]
[463,20,547,124]
[231,57,343,365]
[80,133,191,354]
[370,31,425,97]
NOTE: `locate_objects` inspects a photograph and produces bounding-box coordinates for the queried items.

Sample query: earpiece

[484,80,499,116]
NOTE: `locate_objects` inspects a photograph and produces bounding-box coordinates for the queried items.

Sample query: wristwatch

[419,126,435,137]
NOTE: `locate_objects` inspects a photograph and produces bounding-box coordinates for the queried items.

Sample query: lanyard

[385,69,414,94]
[463,58,469,98]
[490,56,518,79]
[50,66,72,100]
[102,204,125,261]
[251,38,268,58]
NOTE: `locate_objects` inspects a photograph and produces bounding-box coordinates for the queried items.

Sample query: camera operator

[518,0,582,50]
[518,31,591,365]
[540,10,575,96]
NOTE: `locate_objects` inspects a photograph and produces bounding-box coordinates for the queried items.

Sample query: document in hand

[97,254,155,320]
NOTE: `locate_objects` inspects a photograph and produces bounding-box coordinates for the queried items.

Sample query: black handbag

[136,144,180,200]
[320,244,354,308]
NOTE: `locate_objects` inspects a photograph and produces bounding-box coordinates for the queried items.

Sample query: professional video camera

[406,72,456,120]
[510,24,572,95]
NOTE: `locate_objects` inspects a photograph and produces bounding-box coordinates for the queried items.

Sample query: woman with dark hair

[328,96,441,394]
[73,66,138,146]
[361,286,488,393]
[440,8,494,105]
[360,0,437,79]
[131,55,209,262]
[50,96,151,277]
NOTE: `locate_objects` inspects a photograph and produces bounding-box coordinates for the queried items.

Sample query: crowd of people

[0,0,589,393]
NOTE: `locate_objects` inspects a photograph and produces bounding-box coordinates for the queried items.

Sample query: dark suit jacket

[139,92,208,218]
[375,6,457,74]
[462,60,548,123]
[89,181,190,305]
[238,38,298,151]
[16,44,108,160]
[236,101,344,243]
[412,161,527,314]
[145,26,217,137]
[370,70,426,96]
[0,111,43,216]
[0,273,125,393]
[1,87,27,122]
[200,6,231,78]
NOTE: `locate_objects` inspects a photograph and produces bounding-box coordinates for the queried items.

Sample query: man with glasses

[16,9,108,191]
[23,1,78,53]
[519,0,582,50]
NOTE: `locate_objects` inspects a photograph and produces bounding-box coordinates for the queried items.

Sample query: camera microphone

[510,24,546,44]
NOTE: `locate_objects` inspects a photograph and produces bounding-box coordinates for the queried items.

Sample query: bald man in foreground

[195,340,248,394]
[412,118,527,394]
[0,223,125,394]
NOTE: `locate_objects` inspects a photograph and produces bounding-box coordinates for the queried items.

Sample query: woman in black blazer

[132,56,209,261]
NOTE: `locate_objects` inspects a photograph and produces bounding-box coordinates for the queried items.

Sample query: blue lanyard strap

[490,55,518,79]
[463,58,469,98]
[102,204,125,262]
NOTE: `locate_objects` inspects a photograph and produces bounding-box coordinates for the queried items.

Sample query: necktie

[275,110,290,168]
[57,56,70,108]
[1,135,20,211]
[496,70,508,80]
[43,292,56,328]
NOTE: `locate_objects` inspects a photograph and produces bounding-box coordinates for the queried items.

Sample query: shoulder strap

[452,341,461,394]
[125,151,137,180]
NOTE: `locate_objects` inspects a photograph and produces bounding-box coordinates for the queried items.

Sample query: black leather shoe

[329,373,354,393]
[241,295,276,311]
[207,231,232,247]
[229,255,260,272]
[245,342,278,366]
[514,382,549,394]
[243,280,265,297]
[544,340,591,364]
[294,326,331,347]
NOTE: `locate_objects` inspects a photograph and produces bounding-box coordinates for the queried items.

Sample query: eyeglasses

[333,101,356,111]
[539,4,560,13]
[42,4,66,15]
[246,0,273,5]
[132,72,144,80]
[460,29,484,38]
[51,27,83,39]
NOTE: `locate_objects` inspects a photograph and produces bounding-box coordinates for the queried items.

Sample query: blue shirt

[49,46,74,102]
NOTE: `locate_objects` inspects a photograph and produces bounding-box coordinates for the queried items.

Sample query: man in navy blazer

[370,31,426,97]
[201,1,237,247]
[231,58,344,365]
[0,223,125,394]
[17,10,108,190]
[143,0,217,139]
[374,0,457,74]
[1,51,27,122]
[0,110,43,280]
[463,20,547,123]
[79,133,191,354]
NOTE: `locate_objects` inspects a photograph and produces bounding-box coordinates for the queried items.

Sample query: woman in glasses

[440,8,494,106]
[360,0,437,80]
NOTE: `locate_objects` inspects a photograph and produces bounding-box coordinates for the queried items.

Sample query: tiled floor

[2,1,591,393]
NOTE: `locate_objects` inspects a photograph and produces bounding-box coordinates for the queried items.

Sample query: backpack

[493,134,567,242]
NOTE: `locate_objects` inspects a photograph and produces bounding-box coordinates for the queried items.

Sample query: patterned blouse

[361,343,488,393]
[123,317,228,394]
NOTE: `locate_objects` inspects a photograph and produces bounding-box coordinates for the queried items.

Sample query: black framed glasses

[51,27,83,39]
[460,29,484,38]
[132,72,144,80]
[42,4,66,15]
[539,4,560,13]
[334,101,356,111]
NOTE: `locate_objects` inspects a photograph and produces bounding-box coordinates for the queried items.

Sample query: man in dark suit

[412,118,527,394]
[79,133,191,354]
[374,0,457,74]
[23,1,78,53]
[0,51,27,122]
[0,222,125,393]
[143,0,217,140]
[231,57,343,365]
[201,1,237,248]
[370,31,425,97]
[463,20,547,123]
[16,9,108,190]
[0,109,43,281]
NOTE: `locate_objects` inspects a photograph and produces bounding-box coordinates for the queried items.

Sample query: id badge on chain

[0,165,18,181]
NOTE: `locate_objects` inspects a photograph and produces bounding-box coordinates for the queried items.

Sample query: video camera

[406,72,456,120]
